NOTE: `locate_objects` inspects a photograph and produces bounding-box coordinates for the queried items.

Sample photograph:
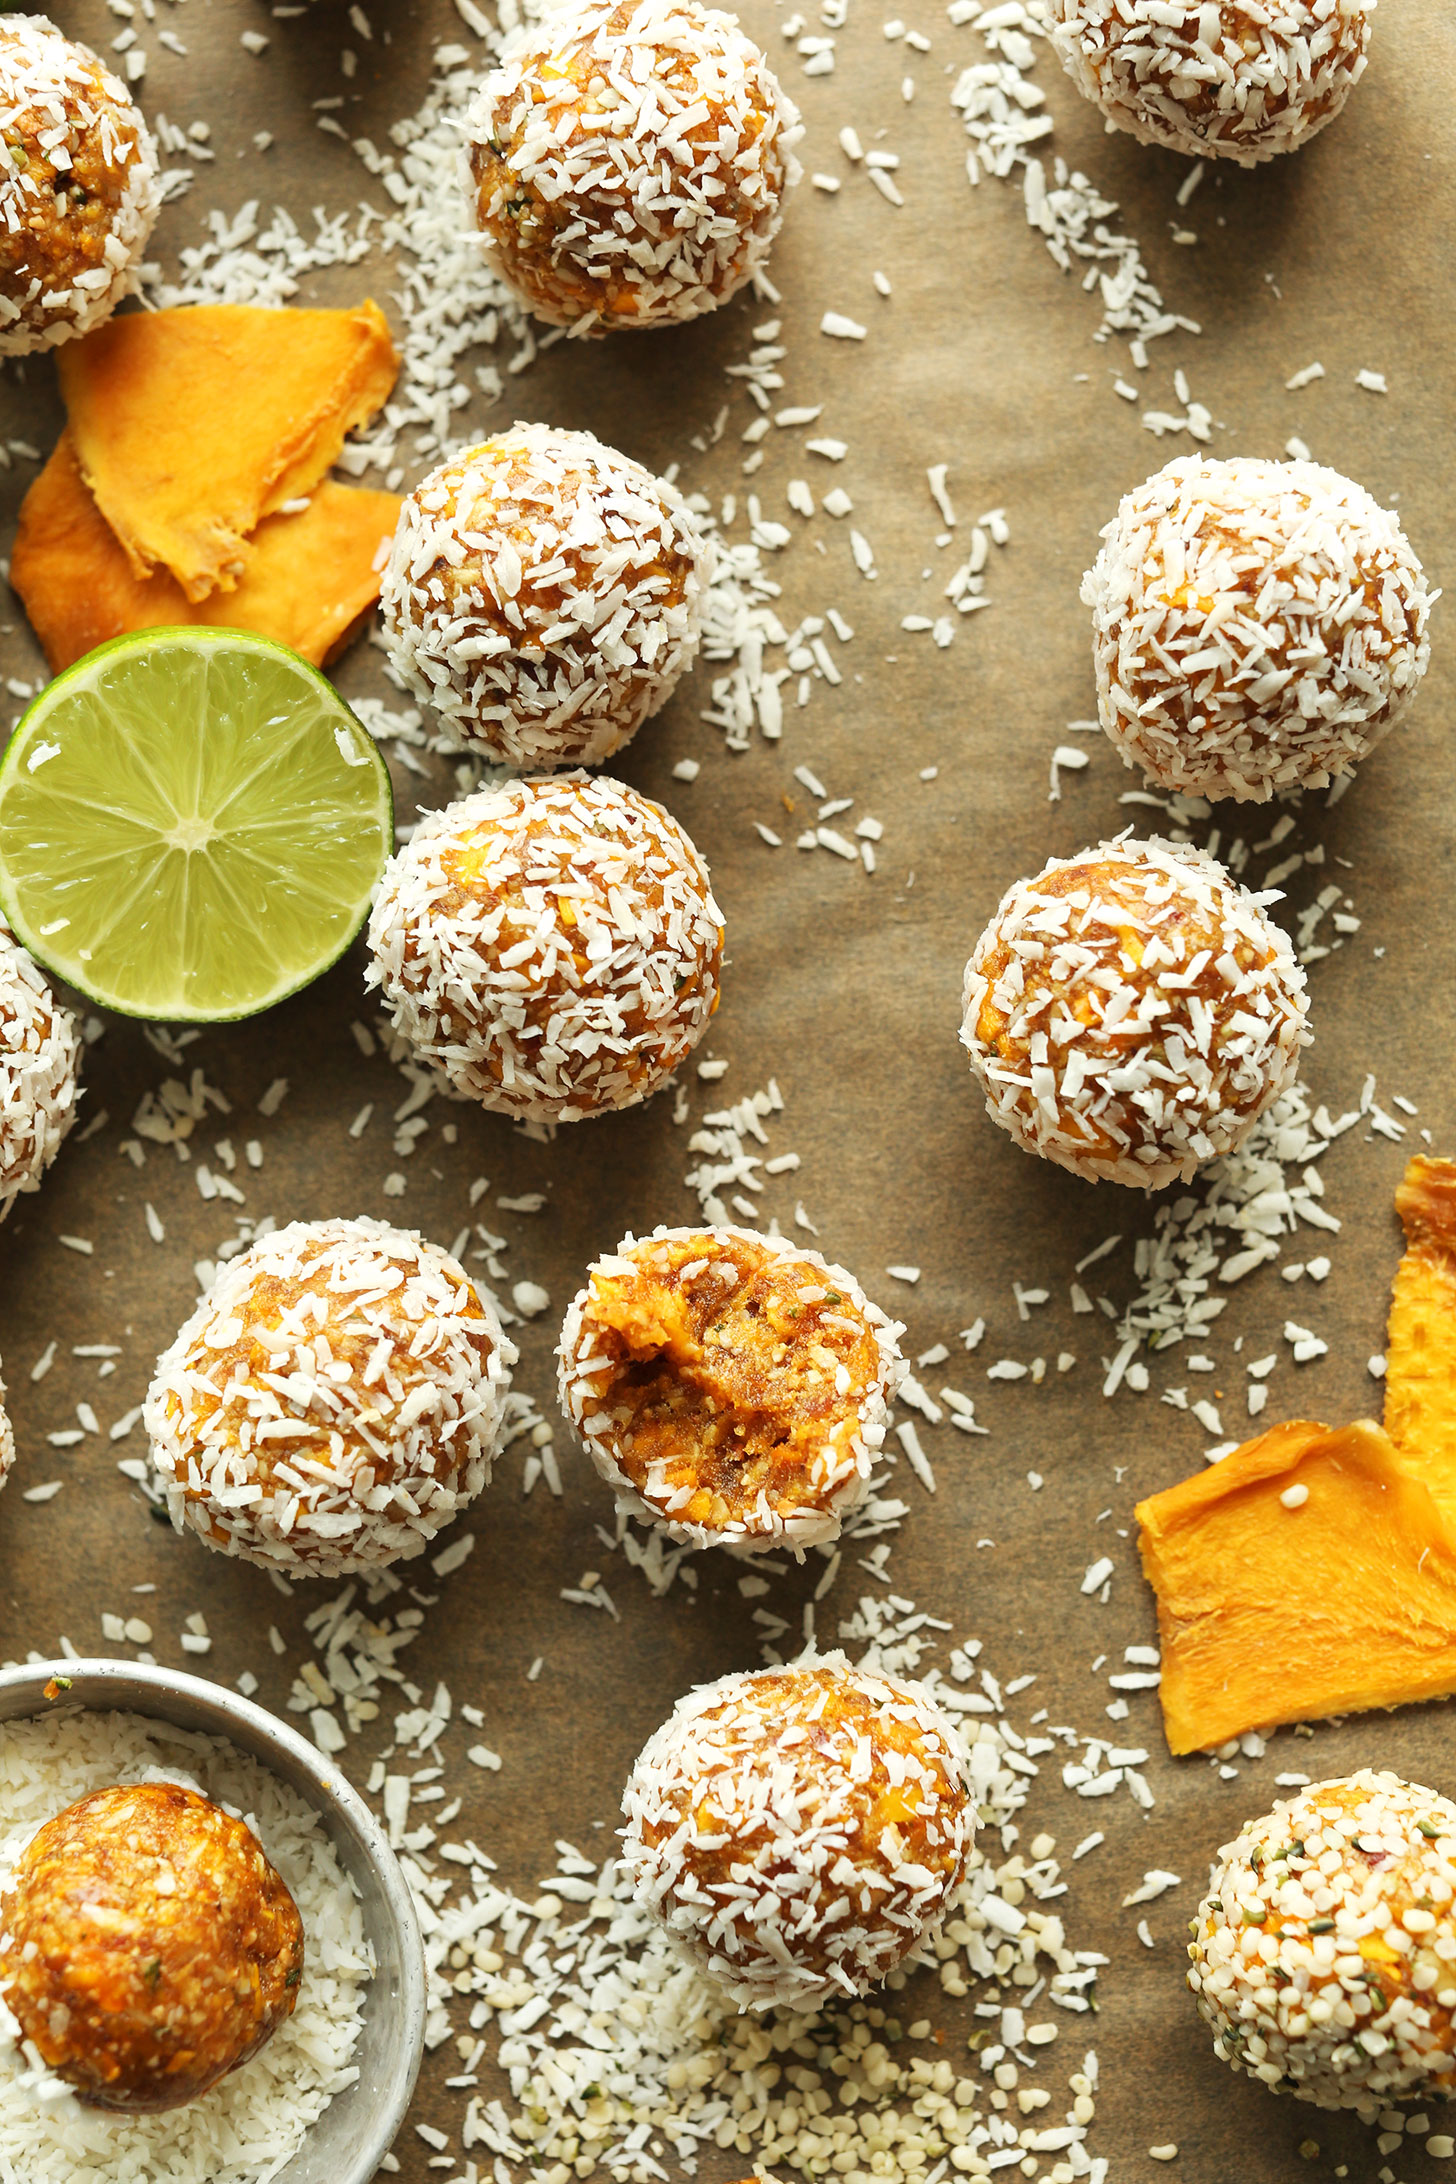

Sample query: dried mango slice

[56,301,398,601]
[1136,1419,1456,1754]
[11,432,399,672]
[1386,1156,1456,1519]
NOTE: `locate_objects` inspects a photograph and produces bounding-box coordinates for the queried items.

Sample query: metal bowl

[0,1656,426,2182]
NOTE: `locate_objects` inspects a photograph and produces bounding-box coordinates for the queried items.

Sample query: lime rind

[0,627,394,1022]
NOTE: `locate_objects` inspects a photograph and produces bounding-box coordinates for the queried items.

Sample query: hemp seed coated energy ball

[145,1217,516,1578]
[380,424,712,769]
[366,773,723,1124]
[0,14,160,355]
[462,0,802,334]
[0,1780,304,2112]
[1190,1771,1456,2113]
[1083,456,1433,803]
[961,834,1309,1190]
[621,1654,973,2011]
[1050,0,1373,167]
[0,920,82,1225]
[558,1225,904,1553]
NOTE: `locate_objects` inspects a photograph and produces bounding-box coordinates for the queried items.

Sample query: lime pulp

[0,627,393,1021]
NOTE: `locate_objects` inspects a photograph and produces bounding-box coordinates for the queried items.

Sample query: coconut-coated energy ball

[145,1217,516,1578]
[0,14,160,355]
[0,1780,304,2112]
[1083,457,1433,803]
[366,773,723,1124]
[961,835,1309,1190]
[558,1225,904,1553]
[1190,1771,1456,2113]
[622,1655,973,2011]
[462,0,802,334]
[0,920,82,1224]
[1050,0,1373,166]
[380,425,712,769]
[0,1354,13,1494]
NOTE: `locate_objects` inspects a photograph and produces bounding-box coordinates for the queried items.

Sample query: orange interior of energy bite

[0,40,147,314]
[582,1234,881,1531]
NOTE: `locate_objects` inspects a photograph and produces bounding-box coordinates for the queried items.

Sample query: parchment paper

[2,2,1455,2176]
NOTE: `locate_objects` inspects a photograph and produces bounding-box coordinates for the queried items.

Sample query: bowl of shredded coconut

[0,1657,426,2184]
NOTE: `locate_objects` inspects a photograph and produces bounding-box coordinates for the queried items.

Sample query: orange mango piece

[1385,1155,1456,1520]
[11,432,400,673]
[56,301,398,601]
[1136,1418,1456,1754]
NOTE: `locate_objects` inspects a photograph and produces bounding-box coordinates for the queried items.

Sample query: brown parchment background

[2,1,1456,2177]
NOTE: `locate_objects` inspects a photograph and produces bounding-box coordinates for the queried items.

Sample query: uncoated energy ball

[462,0,801,333]
[380,424,712,769]
[1083,456,1432,802]
[622,1654,973,2011]
[0,1780,304,2112]
[1190,1771,1456,2113]
[0,13,160,354]
[961,835,1310,1190]
[1050,0,1374,167]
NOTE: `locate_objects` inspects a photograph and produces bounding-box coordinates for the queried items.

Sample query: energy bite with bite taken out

[961,834,1309,1190]
[1190,1771,1456,2114]
[622,1655,972,2010]
[0,14,160,355]
[1083,456,1433,802]
[558,1226,903,1552]
[0,1780,304,2112]
[463,0,801,334]
[366,773,723,1124]
[145,1217,516,1577]
[0,919,82,1224]
[1051,0,1373,166]
[380,425,711,769]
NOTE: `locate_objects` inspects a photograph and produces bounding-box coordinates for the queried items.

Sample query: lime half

[0,628,393,1021]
